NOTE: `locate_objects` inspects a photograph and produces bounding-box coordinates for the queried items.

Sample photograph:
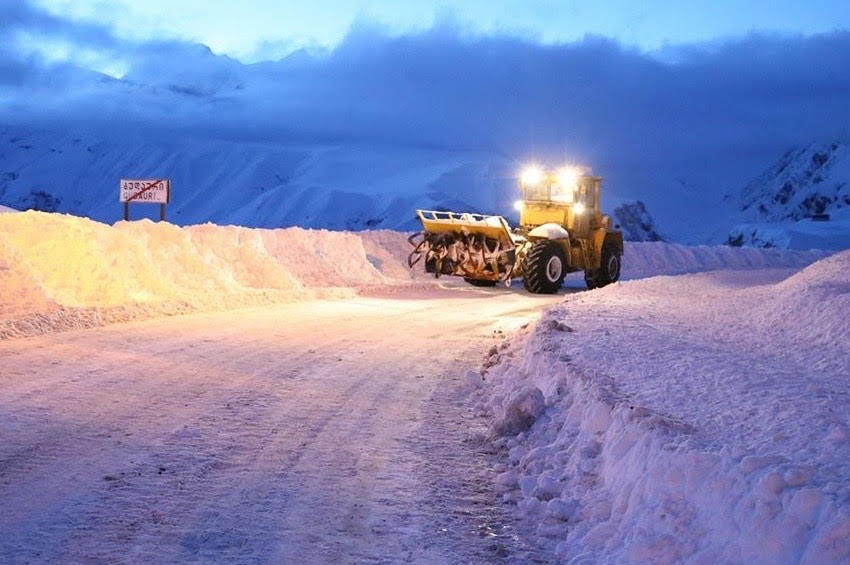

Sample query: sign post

[120,179,170,221]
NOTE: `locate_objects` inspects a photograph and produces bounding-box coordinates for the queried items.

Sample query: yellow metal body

[416,210,514,245]
[517,174,609,272]
[409,170,622,284]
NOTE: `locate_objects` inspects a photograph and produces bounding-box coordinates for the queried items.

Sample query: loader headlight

[513,200,524,211]
[557,166,579,189]
[573,202,586,214]
[520,165,543,187]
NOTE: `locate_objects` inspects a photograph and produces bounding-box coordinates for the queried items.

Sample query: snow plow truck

[407,165,623,293]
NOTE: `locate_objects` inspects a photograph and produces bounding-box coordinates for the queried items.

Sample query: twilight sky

[28,0,850,63]
[2,0,849,231]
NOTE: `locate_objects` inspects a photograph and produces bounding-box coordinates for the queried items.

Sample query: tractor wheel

[464,278,498,287]
[585,244,621,289]
[522,241,567,294]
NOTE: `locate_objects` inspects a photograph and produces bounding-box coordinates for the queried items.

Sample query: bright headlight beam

[513,200,524,211]
[573,202,586,214]
[557,166,579,188]
[520,165,543,186]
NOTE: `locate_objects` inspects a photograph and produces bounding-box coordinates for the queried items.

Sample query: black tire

[464,278,498,287]
[585,244,621,289]
[522,241,567,294]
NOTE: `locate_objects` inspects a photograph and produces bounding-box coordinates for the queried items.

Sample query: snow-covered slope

[611,200,663,242]
[726,139,850,249]
[0,125,519,232]
[737,140,850,221]
[0,124,673,237]
[479,253,850,563]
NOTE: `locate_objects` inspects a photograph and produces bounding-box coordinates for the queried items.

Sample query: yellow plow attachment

[408,210,518,282]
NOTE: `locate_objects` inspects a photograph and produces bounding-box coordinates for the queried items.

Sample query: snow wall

[0,211,415,339]
[480,251,850,563]
[0,211,827,340]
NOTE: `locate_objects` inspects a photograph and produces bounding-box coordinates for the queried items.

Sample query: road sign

[120,179,171,221]
[120,179,170,204]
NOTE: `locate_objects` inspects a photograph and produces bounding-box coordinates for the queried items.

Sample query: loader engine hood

[527,223,570,240]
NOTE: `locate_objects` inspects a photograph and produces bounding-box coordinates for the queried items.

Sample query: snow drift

[727,208,850,251]
[480,252,850,563]
[0,210,828,340]
[0,211,416,339]
[618,241,826,280]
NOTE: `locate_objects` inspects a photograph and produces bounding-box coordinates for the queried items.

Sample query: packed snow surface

[0,290,558,564]
[480,253,850,563]
[1,211,844,563]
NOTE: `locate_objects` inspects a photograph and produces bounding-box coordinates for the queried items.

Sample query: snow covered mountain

[726,139,850,249]
[0,124,666,237]
[0,124,519,232]
[737,140,850,221]
[611,200,663,242]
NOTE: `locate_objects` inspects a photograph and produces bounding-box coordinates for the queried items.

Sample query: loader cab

[517,166,601,236]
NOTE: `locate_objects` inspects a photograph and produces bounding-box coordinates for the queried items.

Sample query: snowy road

[0,287,559,564]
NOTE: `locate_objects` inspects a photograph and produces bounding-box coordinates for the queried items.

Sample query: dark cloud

[0,1,120,47]
[0,0,126,89]
[1,0,849,233]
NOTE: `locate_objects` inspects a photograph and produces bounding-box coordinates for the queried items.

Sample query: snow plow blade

[408,210,517,282]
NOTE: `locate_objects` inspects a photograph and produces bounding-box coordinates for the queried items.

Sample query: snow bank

[0,211,416,339]
[480,254,850,563]
[0,211,829,341]
[620,241,826,280]
[727,209,850,251]
[758,249,850,350]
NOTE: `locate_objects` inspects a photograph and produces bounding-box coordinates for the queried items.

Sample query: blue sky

[32,0,850,62]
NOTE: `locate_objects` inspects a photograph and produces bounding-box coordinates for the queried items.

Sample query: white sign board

[120,179,170,204]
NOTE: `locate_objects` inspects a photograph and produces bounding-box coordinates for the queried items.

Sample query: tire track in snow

[0,290,560,564]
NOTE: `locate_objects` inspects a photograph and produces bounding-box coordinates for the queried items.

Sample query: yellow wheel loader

[407,165,623,293]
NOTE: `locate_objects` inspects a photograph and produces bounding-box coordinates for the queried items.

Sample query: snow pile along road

[619,240,828,280]
[0,211,828,340]
[479,252,850,563]
[0,211,416,339]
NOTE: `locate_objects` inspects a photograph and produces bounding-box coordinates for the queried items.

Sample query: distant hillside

[726,140,850,249]
[0,125,515,231]
[612,200,663,242]
[736,140,850,221]
[0,124,664,239]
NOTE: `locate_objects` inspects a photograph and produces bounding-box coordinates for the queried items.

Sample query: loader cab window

[575,178,598,210]
[550,182,575,204]
[575,183,587,207]
[586,178,600,210]
[523,183,550,202]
